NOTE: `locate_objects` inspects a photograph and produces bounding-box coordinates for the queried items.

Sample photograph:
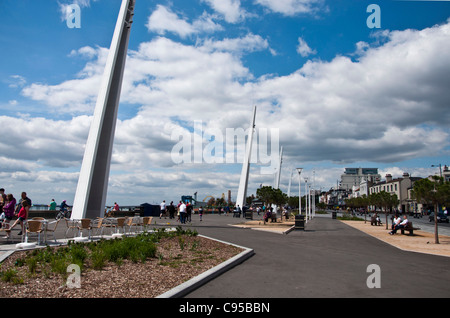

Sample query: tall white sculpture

[274,146,283,189]
[236,106,256,210]
[72,0,135,220]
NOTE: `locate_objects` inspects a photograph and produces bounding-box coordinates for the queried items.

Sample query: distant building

[442,165,450,182]
[369,172,422,213]
[340,168,381,190]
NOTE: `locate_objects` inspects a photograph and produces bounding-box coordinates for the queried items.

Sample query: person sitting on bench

[389,215,408,235]
[371,213,381,226]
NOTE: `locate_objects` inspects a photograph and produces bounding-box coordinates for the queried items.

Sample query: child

[199,206,203,221]
[5,200,29,238]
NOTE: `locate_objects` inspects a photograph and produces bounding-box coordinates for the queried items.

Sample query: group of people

[0,189,32,239]
[160,200,197,224]
[389,214,409,235]
[105,202,120,217]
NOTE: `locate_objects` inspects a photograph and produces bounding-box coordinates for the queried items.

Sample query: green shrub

[1,268,23,284]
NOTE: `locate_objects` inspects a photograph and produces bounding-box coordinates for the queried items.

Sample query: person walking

[160,200,167,219]
[168,201,175,219]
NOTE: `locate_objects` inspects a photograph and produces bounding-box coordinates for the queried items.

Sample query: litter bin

[245,211,253,220]
[332,211,337,219]
[295,215,305,230]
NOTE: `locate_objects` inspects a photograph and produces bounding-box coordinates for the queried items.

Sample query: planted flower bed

[0,227,242,298]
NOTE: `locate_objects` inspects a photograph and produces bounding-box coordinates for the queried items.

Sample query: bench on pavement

[400,222,420,236]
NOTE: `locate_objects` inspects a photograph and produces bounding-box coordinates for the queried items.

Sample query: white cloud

[9,18,450,205]
[200,33,270,55]
[296,37,316,57]
[21,46,108,114]
[201,0,246,23]
[146,5,222,38]
[8,75,26,88]
[255,0,325,16]
[58,0,98,21]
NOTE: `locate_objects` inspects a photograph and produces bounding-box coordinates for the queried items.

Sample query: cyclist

[58,200,70,219]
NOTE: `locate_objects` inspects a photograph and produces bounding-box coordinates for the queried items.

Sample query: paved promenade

[183,214,450,298]
[1,213,449,298]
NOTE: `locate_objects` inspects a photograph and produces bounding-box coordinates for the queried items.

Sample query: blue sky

[0,0,449,206]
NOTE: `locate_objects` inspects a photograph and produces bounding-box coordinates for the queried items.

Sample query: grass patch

[337,214,364,221]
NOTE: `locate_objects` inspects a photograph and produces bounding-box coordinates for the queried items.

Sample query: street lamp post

[308,184,311,221]
[432,164,442,179]
[304,177,309,222]
[296,168,303,216]
[312,170,316,219]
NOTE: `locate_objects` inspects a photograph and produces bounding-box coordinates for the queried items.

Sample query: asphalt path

[181,213,450,298]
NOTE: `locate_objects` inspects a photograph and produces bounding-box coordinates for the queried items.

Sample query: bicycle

[55,209,71,220]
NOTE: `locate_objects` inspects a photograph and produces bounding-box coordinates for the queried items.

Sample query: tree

[412,176,450,244]
[369,192,398,229]
[357,194,369,223]
[379,191,399,230]
[256,186,287,207]
[287,196,299,209]
[246,194,255,206]
[368,192,381,213]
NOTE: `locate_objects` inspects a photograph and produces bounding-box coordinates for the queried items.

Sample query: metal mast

[72,0,135,219]
[236,106,257,210]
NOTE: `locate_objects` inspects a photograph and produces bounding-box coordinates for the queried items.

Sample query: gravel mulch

[0,235,243,298]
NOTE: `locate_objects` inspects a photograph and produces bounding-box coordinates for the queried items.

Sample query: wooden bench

[400,222,420,236]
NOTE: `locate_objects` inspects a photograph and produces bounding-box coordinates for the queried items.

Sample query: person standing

[1,194,16,233]
[186,202,192,222]
[15,192,31,214]
[49,199,57,211]
[113,202,120,214]
[199,206,203,221]
[0,188,6,216]
[179,201,187,224]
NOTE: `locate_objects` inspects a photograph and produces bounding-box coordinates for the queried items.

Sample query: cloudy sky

[0,0,449,206]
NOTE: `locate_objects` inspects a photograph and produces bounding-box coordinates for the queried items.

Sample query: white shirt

[179,203,186,213]
[400,218,408,226]
[160,202,166,210]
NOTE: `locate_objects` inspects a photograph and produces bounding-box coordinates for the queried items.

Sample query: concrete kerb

[157,234,255,298]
